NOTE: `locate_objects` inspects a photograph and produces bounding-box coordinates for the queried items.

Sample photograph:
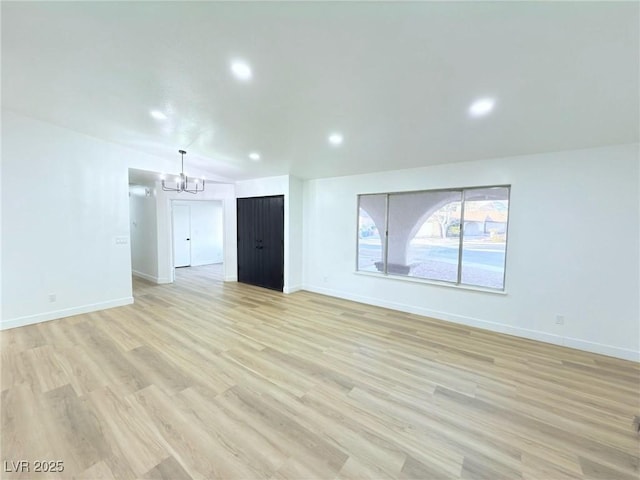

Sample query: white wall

[303,144,640,361]
[173,200,224,266]
[287,176,304,292]
[3,109,638,362]
[0,110,218,328]
[235,175,303,293]
[129,184,159,282]
[0,110,3,323]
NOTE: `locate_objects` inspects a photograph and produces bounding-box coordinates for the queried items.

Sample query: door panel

[237,195,284,291]
[236,198,252,285]
[173,205,191,267]
[264,196,284,290]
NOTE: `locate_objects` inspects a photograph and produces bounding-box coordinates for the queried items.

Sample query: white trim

[132,270,171,285]
[283,285,303,294]
[224,275,238,282]
[302,284,639,362]
[563,337,639,362]
[0,297,134,330]
[354,270,508,295]
[132,270,160,283]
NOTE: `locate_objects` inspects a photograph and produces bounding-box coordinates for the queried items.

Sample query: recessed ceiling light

[150,110,167,121]
[469,98,495,117]
[328,133,344,146]
[249,152,261,161]
[231,60,252,81]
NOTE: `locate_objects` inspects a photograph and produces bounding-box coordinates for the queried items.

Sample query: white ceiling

[2,2,638,181]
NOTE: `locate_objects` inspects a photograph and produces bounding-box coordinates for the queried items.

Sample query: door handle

[186,238,190,241]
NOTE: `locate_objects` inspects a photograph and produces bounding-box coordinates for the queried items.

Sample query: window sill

[353,270,508,295]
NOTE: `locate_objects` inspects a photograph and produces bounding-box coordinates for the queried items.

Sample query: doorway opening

[171,199,224,273]
[128,168,228,289]
[128,169,161,284]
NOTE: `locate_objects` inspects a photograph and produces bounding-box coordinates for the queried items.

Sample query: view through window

[357,186,510,290]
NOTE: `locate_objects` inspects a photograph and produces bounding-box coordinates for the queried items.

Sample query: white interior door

[173,205,191,267]
[189,201,224,266]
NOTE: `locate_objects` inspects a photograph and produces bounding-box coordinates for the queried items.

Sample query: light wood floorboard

[1,264,639,479]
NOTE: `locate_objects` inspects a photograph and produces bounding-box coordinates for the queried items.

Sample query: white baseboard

[302,284,639,362]
[224,275,238,282]
[563,337,639,362]
[132,270,172,285]
[283,285,303,294]
[1,297,134,330]
[132,270,159,283]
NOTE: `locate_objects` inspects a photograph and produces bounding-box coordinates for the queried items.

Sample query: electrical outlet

[555,314,565,325]
[323,276,328,283]
[48,293,56,303]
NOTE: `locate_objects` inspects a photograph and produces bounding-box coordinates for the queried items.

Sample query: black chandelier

[161,149,205,194]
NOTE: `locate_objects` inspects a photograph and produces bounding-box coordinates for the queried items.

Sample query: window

[357,194,386,272]
[357,186,510,290]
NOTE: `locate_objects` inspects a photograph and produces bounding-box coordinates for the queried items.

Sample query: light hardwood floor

[1,264,639,479]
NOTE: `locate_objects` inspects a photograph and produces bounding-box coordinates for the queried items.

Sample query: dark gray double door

[236,195,284,291]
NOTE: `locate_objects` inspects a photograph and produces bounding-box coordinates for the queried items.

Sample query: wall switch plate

[115,236,129,245]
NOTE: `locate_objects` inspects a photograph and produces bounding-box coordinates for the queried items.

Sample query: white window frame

[356,185,511,291]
